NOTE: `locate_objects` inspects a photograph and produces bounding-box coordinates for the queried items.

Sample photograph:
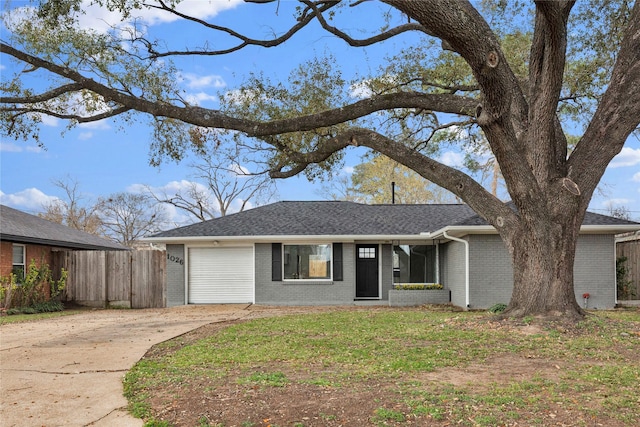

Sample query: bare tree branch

[302,0,428,47]
[139,0,337,58]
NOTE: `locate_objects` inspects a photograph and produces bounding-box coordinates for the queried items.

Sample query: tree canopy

[2,0,639,319]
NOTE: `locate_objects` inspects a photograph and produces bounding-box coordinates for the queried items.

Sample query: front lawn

[124,307,640,427]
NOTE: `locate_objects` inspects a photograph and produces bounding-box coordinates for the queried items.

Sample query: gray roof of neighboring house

[0,205,127,250]
[150,201,639,239]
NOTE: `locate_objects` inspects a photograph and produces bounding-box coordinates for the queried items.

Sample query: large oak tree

[2,0,639,319]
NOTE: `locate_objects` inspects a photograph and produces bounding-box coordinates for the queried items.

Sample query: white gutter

[142,234,436,244]
[443,231,470,309]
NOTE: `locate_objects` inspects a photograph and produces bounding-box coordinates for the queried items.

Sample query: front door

[356,244,379,298]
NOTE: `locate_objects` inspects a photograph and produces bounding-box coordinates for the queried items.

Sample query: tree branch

[303,0,428,47]
[269,126,517,231]
[1,42,479,137]
[527,1,575,183]
[0,83,84,104]
[569,0,640,197]
[3,106,131,123]
[140,0,337,58]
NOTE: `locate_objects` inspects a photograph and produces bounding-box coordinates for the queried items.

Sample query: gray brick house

[145,201,639,309]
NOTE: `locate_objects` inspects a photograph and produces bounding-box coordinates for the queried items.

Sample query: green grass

[0,309,83,324]
[124,309,640,426]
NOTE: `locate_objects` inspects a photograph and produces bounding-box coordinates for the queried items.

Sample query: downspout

[443,231,470,309]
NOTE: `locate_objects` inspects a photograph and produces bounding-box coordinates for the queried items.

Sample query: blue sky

[1,0,639,224]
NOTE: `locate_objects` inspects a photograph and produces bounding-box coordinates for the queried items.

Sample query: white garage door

[188,247,254,303]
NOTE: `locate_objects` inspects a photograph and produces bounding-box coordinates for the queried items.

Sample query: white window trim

[282,243,333,282]
[12,244,26,276]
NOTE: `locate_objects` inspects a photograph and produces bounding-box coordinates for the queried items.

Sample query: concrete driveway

[0,304,281,427]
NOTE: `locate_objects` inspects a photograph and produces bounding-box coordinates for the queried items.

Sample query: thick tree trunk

[503,213,585,320]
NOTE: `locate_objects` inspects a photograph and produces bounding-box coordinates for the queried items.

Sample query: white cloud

[226,164,250,177]
[178,72,226,90]
[349,75,399,99]
[439,151,464,168]
[0,141,42,153]
[349,81,373,99]
[633,172,640,182]
[342,166,355,175]
[0,142,25,152]
[610,147,640,168]
[223,88,266,105]
[0,188,59,211]
[36,114,60,127]
[78,132,94,140]
[603,198,633,208]
[184,92,218,106]
[73,0,243,33]
[129,180,217,225]
[78,120,111,130]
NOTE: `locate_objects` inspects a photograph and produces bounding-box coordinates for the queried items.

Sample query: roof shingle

[1,205,127,250]
[151,201,639,239]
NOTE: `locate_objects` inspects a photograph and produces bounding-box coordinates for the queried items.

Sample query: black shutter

[272,243,282,281]
[333,243,343,281]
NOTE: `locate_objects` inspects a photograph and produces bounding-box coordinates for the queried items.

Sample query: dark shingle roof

[151,201,640,239]
[453,209,639,227]
[153,201,476,238]
[0,205,127,250]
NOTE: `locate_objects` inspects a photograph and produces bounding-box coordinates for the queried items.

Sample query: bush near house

[0,260,67,314]
[617,256,636,300]
[393,283,444,290]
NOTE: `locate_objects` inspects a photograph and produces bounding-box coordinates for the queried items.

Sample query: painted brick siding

[255,243,357,305]
[165,244,185,307]
[381,244,393,300]
[440,240,467,308]
[574,234,615,309]
[467,234,616,309]
[468,235,513,309]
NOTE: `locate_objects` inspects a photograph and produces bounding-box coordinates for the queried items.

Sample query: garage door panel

[188,247,254,303]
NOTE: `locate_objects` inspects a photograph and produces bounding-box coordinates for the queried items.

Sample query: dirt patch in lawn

[134,308,640,427]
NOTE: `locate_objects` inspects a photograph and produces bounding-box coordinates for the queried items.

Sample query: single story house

[0,204,127,283]
[145,201,640,309]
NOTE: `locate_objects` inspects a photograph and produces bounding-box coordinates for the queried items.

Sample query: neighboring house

[0,204,127,283]
[145,201,640,309]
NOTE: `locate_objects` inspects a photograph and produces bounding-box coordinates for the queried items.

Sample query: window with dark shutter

[333,243,343,281]
[272,243,282,281]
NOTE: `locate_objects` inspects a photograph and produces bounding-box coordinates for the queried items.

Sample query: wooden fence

[53,250,166,308]
[616,234,640,300]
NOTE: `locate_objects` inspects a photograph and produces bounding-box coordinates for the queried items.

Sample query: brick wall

[1,241,56,299]
[166,244,185,307]
[380,244,393,300]
[574,234,616,309]
[468,235,513,309]
[467,234,616,310]
[255,243,357,305]
[1,242,54,277]
[440,240,467,308]
[0,241,13,278]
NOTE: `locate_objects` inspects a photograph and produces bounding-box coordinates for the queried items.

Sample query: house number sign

[167,253,184,265]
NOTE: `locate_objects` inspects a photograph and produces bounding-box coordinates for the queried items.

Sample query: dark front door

[356,244,379,298]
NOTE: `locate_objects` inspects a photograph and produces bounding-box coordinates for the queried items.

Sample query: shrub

[616,256,635,300]
[0,260,67,310]
[488,303,508,313]
[393,283,444,290]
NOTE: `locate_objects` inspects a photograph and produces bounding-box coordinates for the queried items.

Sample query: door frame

[355,243,381,299]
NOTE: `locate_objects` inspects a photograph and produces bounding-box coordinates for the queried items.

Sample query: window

[358,247,376,259]
[393,245,436,283]
[12,244,25,280]
[284,244,332,280]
